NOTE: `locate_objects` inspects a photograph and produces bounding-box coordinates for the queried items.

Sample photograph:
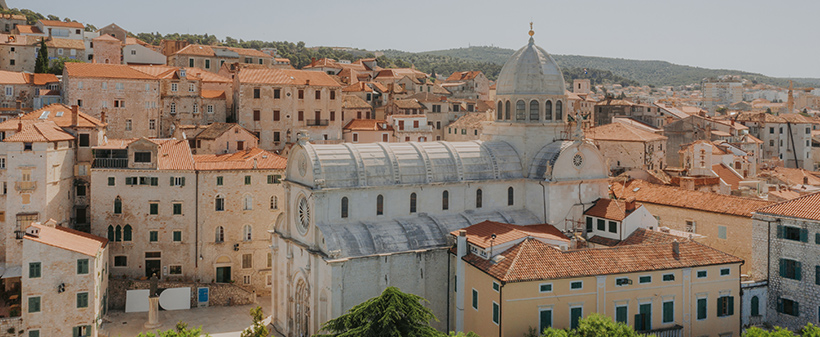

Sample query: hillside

[387,46,819,88]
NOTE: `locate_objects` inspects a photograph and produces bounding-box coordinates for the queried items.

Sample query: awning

[0,264,22,279]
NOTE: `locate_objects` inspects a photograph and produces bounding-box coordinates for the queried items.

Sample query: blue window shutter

[777,298,783,313]
[801,228,808,242]
[780,259,786,278]
[777,225,783,238]
[728,296,734,316]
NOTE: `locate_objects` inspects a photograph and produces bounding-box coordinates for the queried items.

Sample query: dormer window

[134,151,151,163]
[180,69,186,78]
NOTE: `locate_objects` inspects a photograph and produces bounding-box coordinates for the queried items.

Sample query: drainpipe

[194,170,199,274]
[498,282,503,337]
[455,230,467,332]
[447,251,451,333]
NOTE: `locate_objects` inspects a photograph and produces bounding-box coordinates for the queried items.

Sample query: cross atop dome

[529,22,534,37]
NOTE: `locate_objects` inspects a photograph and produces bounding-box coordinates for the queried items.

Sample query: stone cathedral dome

[495,25,565,96]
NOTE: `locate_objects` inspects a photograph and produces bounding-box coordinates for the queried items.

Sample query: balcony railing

[639,325,682,337]
[93,158,128,168]
[306,119,329,126]
[14,230,24,240]
[14,181,35,192]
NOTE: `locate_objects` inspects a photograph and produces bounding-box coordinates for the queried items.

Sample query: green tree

[802,323,820,337]
[240,306,269,337]
[48,56,83,75]
[84,24,97,32]
[446,332,480,337]
[137,321,209,337]
[34,39,49,74]
[535,314,645,337]
[314,286,439,337]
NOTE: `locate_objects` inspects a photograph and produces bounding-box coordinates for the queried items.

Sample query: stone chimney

[17,120,22,132]
[100,111,106,124]
[624,197,637,212]
[804,176,809,185]
[672,240,680,260]
[71,105,79,127]
[305,79,310,86]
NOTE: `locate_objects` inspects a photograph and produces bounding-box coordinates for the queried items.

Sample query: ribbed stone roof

[495,37,565,96]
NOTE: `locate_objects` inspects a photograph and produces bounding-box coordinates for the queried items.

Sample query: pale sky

[21,0,820,78]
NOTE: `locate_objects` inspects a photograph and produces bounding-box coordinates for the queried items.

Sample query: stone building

[443,112,488,142]
[63,62,161,138]
[90,34,122,64]
[22,222,108,337]
[173,122,259,155]
[586,122,667,174]
[341,119,392,143]
[0,71,59,116]
[167,44,274,74]
[0,14,25,34]
[734,112,814,170]
[0,35,38,73]
[270,28,610,336]
[753,192,820,331]
[233,68,343,151]
[443,71,490,100]
[340,95,372,122]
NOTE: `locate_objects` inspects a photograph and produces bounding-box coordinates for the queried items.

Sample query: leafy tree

[46,14,59,21]
[802,323,820,337]
[314,286,439,337]
[34,39,49,74]
[446,332,480,337]
[766,107,773,114]
[137,321,209,337]
[240,306,269,337]
[84,24,97,32]
[48,56,83,75]
[535,314,646,337]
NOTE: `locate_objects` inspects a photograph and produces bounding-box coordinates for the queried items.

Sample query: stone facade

[107,278,255,310]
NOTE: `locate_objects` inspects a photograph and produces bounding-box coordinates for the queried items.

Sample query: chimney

[305,79,310,86]
[672,240,680,259]
[804,176,809,185]
[71,105,79,127]
[15,100,21,113]
[100,111,106,123]
[624,197,637,212]
[17,120,22,132]
[253,158,258,169]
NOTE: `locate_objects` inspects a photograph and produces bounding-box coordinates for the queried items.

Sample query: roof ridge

[502,238,531,280]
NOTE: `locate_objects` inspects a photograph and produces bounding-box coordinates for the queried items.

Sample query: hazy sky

[21,0,820,78]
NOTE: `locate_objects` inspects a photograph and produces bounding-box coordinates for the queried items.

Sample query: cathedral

[270,27,609,336]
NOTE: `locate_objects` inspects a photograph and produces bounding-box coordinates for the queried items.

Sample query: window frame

[570,280,583,290]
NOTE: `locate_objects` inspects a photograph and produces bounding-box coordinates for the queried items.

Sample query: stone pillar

[455,230,467,332]
[144,296,161,329]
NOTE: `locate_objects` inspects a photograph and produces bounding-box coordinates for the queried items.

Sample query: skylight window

[55,111,64,117]
[38,111,50,119]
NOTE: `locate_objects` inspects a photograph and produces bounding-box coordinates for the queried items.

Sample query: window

[507,187,514,205]
[28,262,41,278]
[113,197,122,214]
[253,110,260,121]
[539,283,552,292]
[173,203,183,215]
[778,225,807,242]
[608,221,617,233]
[718,225,727,239]
[149,202,159,215]
[717,295,735,317]
[76,292,88,308]
[273,89,280,99]
[267,252,272,268]
[662,300,674,323]
[298,110,304,121]
[243,194,253,210]
[267,175,281,184]
[134,152,151,163]
[243,275,251,284]
[216,176,223,186]
[570,306,582,330]
[114,256,127,267]
[697,270,707,278]
[615,305,627,324]
[778,298,799,316]
[720,268,730,276]
[492,302,499,325]
[171,83,178,92]
[330,90,336,100]
[696,297,707,320]
[207,105,214,114]
[253,88,260,99]
[376,195,384,215]
[515,100,525,120]
[475,189,482,208]
[243,225,252,241]
[107,226,114,241]
[192,103,198,114]
[492,281,500,292]
[270,196,278,210]
[780,258,801,280]
[204,59,210,69]
[615,277,631,286]
[570,281,583,290]
[409,193,417,213]
[149,119,156,130]
[115,226,122,241]
[685,220,695,232]
[149,231,158,242]
[189,58,195,67]
[315,90,321,99]
[28,296,40,313]
[215,195,224,211]
[242,253,252,268]
[639,275,651,284]
[471,289,478,310]
[76,185,87,197]
[597,219,605,231]
[273,110,280,121]
[442,190,449,210]
[77,259,89,274]
[298,89,304,99]
[540,309,553,332]
[662,273,675,281]
[173,231,182,242]
[169,266,182,275]
[171,177,186,186]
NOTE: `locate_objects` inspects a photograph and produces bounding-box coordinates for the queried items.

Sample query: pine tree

[34,39,49,74]
[315,286,440,337]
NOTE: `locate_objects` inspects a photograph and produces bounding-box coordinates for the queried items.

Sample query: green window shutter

[173,231,181,242]
[540,309,552,331]
[151,177,158,186]
[275,175,282,183]
[216,176,223,185]
[77,292,88,308]
[181,177,186,186]
[615,306,627,324]
[125,177,132,185]
[663,301,674,322]
[29,330,39,337]
[77,259,88,274]
[816,233,820,244]
[777,298,783,313]
[267,175,273,184]
[801,228,809,242]
[150,203,158,215]
[634,314,643,330]
[108,177,115,186]
[751,296,759,316]
[780,259,786,277]
[170,177,175,186]
[72,327,79,337]
[492,302,499,324]
[728,296,734,316]
[777,225,783,238]
[796,262,802,281]
[716,297,722,317]
[817,266,820,285]
[471,289,478,309]
[697,298,707,319]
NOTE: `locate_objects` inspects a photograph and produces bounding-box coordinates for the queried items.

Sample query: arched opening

[442,190,449,210]
[215,194,225,211]
[107,225,114,241]
[123,225,132,242]
[507,187,514,206]
[556,100,563,121]
[409,193,417,213]
[341,197,349,218]
[215,226,224,243]
[545,100,553,120]
[751,296,759,316]
[529,100,539,121]
[376,195,384,215]
[476,189,483,208]
[115,225,122,242]
[295,279,311,336]
[496,101,503,120]
[515,100,526,120]
[504,101,511,120]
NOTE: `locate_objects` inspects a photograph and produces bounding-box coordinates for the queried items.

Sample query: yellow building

[453,223,742,337]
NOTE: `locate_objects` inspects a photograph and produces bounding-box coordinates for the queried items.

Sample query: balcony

[14,181,35,192]
[639,325,682,337]
[305,119,329,126]
[14,230,23,240]
[93,158,128,168]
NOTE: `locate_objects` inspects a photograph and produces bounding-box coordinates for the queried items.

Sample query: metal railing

[93,158,128,168]
[305,119,329,126]
[639,324,683,337]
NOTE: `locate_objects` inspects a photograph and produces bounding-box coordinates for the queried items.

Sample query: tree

[137,321,210,337]
[48,56,83,75]
[34,39,49,74]
[535,314,646,337]
[240,306,269,337]
[314,286,440,337]
[84,24,97,32]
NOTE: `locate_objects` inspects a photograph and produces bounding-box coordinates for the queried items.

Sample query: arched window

[215,226,224,243]
[270,196,278,210]
[107,225,114,241]
[529,100,539,121]
[507,186,514,206]
[243,225,252,241]
[123,225,132,242]
[115,225,122,242]
[751,296,759,316]
[496,101,503,120]
[504,101,511,120]
[113,197,122,214]
[376,195,384,215]
[442,190,449,210]
[341,197,349,218]
[556,100,563,121]
[476,189,483,208]
[410,193,417,213]
[243,194,253,210]
[515,100,526,120]
[215,195,225,211]
[545,100,553,120]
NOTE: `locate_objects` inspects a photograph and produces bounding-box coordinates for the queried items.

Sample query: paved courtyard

[103,296,271,337]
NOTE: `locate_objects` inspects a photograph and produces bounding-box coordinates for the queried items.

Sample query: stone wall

[0,317,22,337]
[108,278,256,311]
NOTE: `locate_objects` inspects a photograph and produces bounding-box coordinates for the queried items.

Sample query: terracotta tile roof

[393,99,426,110]
[342,95,371,109]
[584,198,641,221]
[617,227,687,246]
[587,122,667,142]
[712,164,743,190]
[65,63,157,80]
[92,34,120,42]
[612,117,663,134]
[595,99,636,107]
[25,223,107,257]
[303,58,341,69]
[587,235,620,247]
[342,81,387,93]
[175,44,272,59]
[28,73,59,86]
[449,113,489,129]
[45,38,84,50]
[4,120,75,142]
[450,220,568,249]
[446,71,482,82]
[0,104,104,130]
[237,68,339,87]
[769,190,801,201]
[408,92,448,103]
[187,68,231,83]
[194,147,286,170]
[148,138,195,170]
[760,167,820,186]
[463,238,742,283]
[201,90,225,99]
[732,111,812,124]
[343,119,392,131]
[14,25,43,34]
[0,70,28,84]
[612,179,773,217]
[756,191,820,221]
[39,19,84,29]
[191,123,243,140]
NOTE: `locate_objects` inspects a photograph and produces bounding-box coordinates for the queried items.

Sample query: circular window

[572,153,584,168]
[297,196,310,235]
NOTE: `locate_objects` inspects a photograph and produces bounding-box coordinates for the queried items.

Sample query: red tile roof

[756,191,820,221]
[194,147,286,171]
[175,44,272,58]
[463,238,741,283]
[446,71,482,82]
[759,167,820,186]
[65,63,157,80]
[16,25,44,34]
[584,198,641,221]
[237,68,340,87]
[712,164,743,190]
[612,179,773,217]
[587,122,667,142]
[39,19,84,29]
[617,227,688,246]
[201,90,226,99]
[3,121,75,142]
[450,220,568,249]
[45,38,84,50]
[27,73,59,86]
[342,95,371,109]
[587,235,620,247]
[148,138,195,170]
[25,224,107,257]
[0,104,104,131]
[343,119,392,131]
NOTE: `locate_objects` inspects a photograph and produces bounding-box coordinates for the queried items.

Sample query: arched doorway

[215,256,231,283]
[294,279,310,336]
